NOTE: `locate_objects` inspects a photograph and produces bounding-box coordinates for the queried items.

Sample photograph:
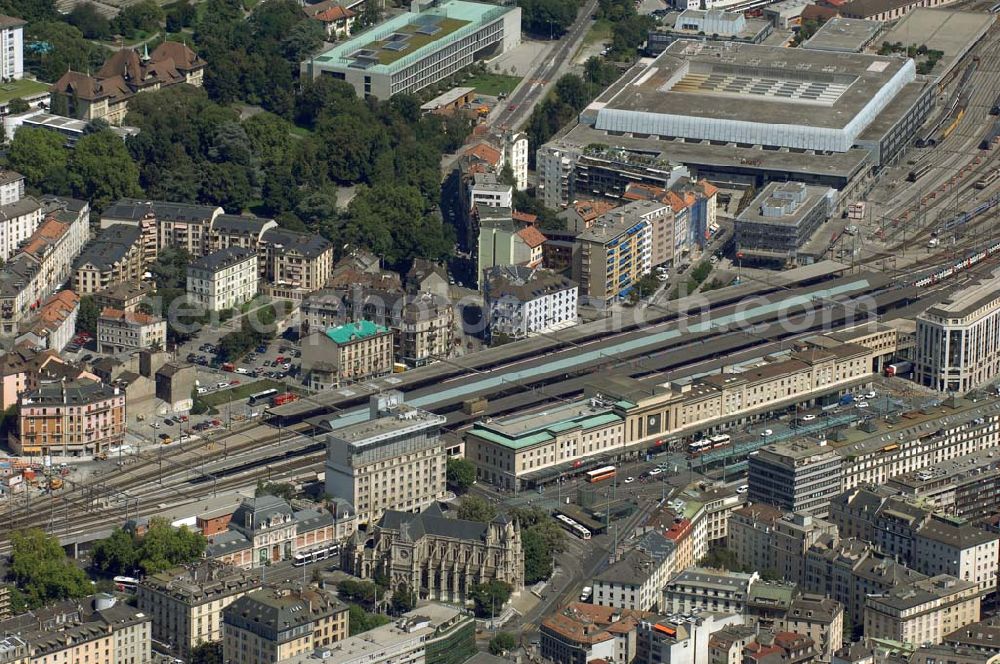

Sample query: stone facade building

[345,504,523,605]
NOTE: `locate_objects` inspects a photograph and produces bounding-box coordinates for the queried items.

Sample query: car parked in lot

[164,419,175,426]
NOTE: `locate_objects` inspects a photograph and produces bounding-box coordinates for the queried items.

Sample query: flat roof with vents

[586,40,919,153]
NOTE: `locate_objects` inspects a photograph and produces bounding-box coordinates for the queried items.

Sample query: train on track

[908,164,933,181]
[980,119,1000,150]
[916,60,977,147]
[914,210,1000,288]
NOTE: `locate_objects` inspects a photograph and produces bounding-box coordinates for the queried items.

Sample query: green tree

[522,528,552,583]
[77,295,101,335]
[91,527,139,576]
[68,2,112,39]
[149,247,194,290]
[0,0,57,22]
[446,457,476,491]
[67,130,143,211]
[7,127,69,193]
[390,582,416,615]
[24,21,105,82]
[7,98,29,114]
[338,579,378,605]
[489,632,518,656]
[347,604,391,635]
[519,0,577,37]
[698,547,745,572]
[456,495,496,522]
[190,641,223,664]
[114,0,165,36]
[165,0,196,31]
[255,480,296,501]
[469,581,512,618]
[8,529,91,609]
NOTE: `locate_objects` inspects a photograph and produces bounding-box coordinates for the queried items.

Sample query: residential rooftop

[325,320,390,345]
[188,246,256,272]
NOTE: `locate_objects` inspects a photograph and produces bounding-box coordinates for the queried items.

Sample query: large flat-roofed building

[802,17,882,53]
[279,604,475,664]
[325,392,447,526]
[735,182,836,263]
[301,0,521,99]
[748,439,844,518]
[915,273,1000,393]
[839,0,960,22]
[648,9,772,54]
[539,40,933,204]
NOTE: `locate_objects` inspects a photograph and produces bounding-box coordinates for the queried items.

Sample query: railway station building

[538,40,933,208]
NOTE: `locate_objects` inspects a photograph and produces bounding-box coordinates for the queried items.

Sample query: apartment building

[833,397,1000,491]
[315,288,456,368]
[688,485,745,545]
[541,603,652,664]
[663,568,759,615]
[886,456,1000,521]
[864,575,980,646]
[186,246,259,312]
[14,290,79,352]
[483,265,578,340]
[94,282,154,314]
[636,613,747,664]
[915,273,1000,392]
[828,487,1000,594]
[100,199,222,263]
[325,392,446,526]
[476,207,545,285]
[72,224,144,295]
[137,561,262,661]
[97,308,167,354]
[301,320,394,390]
[778,595,844,662]
[593,530,675,611]
[804,537,928,629]
[259,227,334,300]
[280,604,475,664]
[466,336,875,491]
[573,202,653,306]
[748,440,844,517]
[204,496,336,569]
[0,593,149,664]
[729,506,838,586]
[0,197,90,337]
[222,586,348,664]
[0,172,41,263]
[0,15,24,81]
[16,377,126,457]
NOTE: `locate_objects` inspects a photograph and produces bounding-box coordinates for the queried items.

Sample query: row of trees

[8,529,92,611]
[455,497,566,585]
[7,127,142,211]
[91,518,207,577]
[67,0,164,41]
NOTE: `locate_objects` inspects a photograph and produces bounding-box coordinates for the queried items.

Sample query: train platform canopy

[879,9,992,81]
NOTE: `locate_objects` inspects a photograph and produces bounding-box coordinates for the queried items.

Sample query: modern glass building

[302,0,521,99]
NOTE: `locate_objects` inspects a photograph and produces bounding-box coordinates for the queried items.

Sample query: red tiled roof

[517,225,547,249]
[464,142,503,166]
[99,307,160,326]
[512,211,537,224]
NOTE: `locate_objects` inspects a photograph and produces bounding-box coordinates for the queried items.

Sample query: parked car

[163,419,175,426]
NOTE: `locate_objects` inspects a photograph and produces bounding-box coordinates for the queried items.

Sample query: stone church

[345,504,524,604]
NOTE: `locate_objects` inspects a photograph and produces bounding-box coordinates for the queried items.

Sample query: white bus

[113,576,139,592]
[554,514,592,540]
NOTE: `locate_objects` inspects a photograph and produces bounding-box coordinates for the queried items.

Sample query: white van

[235,367,249,374]
[216,381,229,389]
[197,387,207,395]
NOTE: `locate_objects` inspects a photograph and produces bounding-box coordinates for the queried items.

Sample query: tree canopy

[489,632,518,656]
[446,458,476,491]
[190,642,224,664]
[469,581,512,618]
[456,495,497,523]
[91,518,207,577]
[8,529,92,610]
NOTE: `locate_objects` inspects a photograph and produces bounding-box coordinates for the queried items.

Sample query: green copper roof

[326,320,388,344]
